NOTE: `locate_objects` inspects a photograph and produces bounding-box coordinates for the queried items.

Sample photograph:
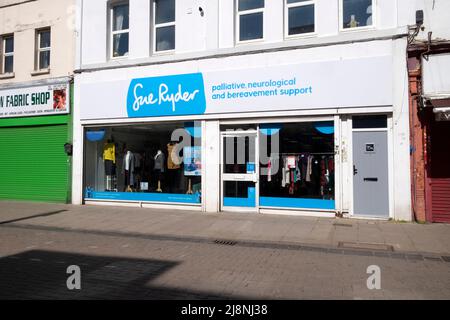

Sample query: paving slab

[1,200,450,255]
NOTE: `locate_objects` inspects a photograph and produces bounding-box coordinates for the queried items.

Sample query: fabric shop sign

[0,83,69,119]
[79,55,393,120]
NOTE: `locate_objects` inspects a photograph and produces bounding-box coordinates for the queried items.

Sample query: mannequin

[154,150,165,192]
[122,149,135,192]
[103,139,116,191]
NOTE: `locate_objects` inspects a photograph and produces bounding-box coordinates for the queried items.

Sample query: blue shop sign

[127,73,207,117]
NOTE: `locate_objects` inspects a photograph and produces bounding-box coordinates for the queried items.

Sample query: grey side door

[352,131,389,218]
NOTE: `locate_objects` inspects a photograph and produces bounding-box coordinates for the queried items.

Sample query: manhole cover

[214,240,237,246]
[338,242,394,252]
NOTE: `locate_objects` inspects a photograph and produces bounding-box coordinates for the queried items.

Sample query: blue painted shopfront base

[223,187,256,208]
[260,197,335,210]
[85,191,201,204]
[223,197,255,207]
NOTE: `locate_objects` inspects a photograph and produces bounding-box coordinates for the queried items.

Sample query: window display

[84,122,202,204]
[259,122,335,209]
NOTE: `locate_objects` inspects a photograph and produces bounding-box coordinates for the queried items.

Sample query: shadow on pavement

[0,250,250,300]
[0,210,68,225]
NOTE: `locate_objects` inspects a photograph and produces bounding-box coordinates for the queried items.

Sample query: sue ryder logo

[127,73,206,118]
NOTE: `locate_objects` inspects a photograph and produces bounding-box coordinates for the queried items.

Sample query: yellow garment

[103,143,116,164]
[167,143,181,169]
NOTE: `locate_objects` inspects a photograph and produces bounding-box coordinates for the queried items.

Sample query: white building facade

[73,0,421,221]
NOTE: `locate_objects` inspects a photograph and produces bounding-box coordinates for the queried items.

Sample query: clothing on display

[267,158,272,182]
[134,152,142,173]
[122,150,135,187]
[104,159,116,176]
[103,141,117,191]
[269,153,335,199]
[103,142,116,163]
[154,150,166,172]
[167,143,181,170]
[84,123,202,201]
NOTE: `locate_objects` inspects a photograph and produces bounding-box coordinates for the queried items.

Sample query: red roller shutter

[429,121,450,223]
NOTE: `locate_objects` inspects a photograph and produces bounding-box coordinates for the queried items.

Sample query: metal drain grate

[338,242,394,252]
[214,239,237,246]
[333,223,353,228]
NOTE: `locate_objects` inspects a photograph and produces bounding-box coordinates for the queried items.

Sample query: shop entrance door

[352,131,389,218]
[221,130,259,212]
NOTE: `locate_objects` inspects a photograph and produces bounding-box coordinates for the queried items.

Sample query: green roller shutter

[0,124,69,203]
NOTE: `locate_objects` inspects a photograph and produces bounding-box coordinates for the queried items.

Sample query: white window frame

[235,0,265,45]
[110,1,130,59]
[36,28,51,71]
[339,0,376,32]
[152,0,176,54]
[284,0,316,39]
[1,35,14,74]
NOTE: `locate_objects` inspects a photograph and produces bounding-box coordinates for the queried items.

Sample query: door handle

[353,165,358,175]
[364,178,378,182]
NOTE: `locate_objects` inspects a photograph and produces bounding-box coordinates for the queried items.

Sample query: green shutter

[0,124,69,203]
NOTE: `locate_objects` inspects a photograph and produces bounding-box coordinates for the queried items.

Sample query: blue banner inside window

[85,190,201,204]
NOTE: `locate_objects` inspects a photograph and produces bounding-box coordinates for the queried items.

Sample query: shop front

[0,78,72,203]
[75,52,400,219]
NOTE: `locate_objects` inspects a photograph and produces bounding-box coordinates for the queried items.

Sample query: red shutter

[431,178,450,223]
[429,120,450,223]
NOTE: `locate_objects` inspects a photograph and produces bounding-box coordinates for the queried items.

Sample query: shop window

[341,0,374,30]
[84,122,202,204]
[110,2,129,58]
[286,0,315,37]
[352,115,387,129]
[153,0,176,52]
[1,35,14,74]
[36,28,51,70]
[259,122,335,210]
[237,0,264,42]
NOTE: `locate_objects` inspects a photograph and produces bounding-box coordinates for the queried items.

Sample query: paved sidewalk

[1,201,450,255]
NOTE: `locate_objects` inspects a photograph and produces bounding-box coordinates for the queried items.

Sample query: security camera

[416,10,424,27]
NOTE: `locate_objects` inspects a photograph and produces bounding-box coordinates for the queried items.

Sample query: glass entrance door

[221,130,259,212]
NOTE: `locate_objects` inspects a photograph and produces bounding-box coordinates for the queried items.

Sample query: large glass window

[36,29,51,70]
[341,0,374,29]
[84,122,202,204]
[237,0,264,42]
[286,0,315,36]
[154,0,176,52]
[259,122,335,209]
[1,35,14,74]
[110,2,129,58]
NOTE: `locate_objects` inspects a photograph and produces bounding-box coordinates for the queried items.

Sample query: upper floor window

[153,0,175,52]
[1,35,14,74]
[341,0,374,30]
[36,29,51,70]
[110,2,129,58]
[237,0,264,42]
[285,0,315,37]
